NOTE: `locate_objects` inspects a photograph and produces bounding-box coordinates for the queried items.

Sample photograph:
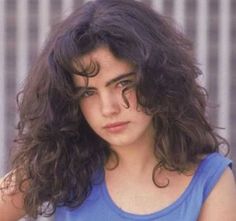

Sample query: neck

[106,138,157,177]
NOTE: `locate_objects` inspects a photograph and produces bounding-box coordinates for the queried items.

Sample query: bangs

[72,59,100,78]
[51,23,144,75]
[52,31,103,78]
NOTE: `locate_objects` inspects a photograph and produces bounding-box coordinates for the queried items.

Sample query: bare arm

[198,167,236,221]
[0,173,26,221]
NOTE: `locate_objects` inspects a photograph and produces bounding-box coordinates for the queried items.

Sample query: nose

[100,92,121,117]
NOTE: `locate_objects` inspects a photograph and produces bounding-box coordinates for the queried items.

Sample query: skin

[74,46,156,170]
[0,46,235,220]
[0,173,26,221]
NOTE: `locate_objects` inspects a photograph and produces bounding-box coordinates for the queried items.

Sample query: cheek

[80,100,101,131]
[124,90,138,108]
[80,103,93,123]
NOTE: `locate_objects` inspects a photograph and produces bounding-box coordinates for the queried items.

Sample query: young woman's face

[73,46,154,149]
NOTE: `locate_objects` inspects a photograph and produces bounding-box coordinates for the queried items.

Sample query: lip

[103,121,129,132]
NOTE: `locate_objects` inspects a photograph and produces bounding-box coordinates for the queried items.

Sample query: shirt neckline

[100,153,217,220]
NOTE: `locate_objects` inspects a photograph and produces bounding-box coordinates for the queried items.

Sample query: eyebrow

[76,72,136,90]
[105,72,135,87]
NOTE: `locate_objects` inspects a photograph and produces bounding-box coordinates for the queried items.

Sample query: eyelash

[117,79,133,87]
[80,90,95,98]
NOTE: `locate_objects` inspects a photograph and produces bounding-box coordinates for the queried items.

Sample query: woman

[1,0,235,220]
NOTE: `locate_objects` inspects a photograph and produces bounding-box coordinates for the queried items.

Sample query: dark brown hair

[1,0,228,218]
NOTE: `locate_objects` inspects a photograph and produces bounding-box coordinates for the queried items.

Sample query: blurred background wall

[0,0,235,220]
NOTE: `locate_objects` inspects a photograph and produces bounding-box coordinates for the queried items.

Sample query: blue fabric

[55,152,232,221]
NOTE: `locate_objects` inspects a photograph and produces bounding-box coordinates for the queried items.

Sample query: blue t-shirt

[55,152,232,221]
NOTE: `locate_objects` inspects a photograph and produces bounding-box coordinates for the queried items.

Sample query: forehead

[73,46,135,87]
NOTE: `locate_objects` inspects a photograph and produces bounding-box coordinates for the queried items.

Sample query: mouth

[103,121,129,132]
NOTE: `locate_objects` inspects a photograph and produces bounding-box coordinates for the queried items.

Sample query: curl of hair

[2,0,228,218]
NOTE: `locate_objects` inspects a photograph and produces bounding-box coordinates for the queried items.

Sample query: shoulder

[0,172,26,221]
[198,166,236,221]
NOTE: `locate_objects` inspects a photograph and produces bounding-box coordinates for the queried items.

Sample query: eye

[117,79,133,88]
[80,90,96,98]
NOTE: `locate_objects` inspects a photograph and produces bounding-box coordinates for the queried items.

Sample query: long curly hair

[1,0,228,218]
